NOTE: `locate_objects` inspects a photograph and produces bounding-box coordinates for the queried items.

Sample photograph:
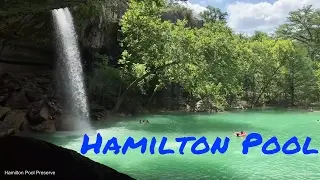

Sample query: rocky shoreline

[0,71,233,137]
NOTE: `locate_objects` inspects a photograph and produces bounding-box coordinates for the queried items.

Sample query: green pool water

[33,109,320,180]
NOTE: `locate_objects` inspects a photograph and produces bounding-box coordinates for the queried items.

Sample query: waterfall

[52,8,91,131]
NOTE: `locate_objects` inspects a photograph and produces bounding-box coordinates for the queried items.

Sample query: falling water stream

[52,8,91,131]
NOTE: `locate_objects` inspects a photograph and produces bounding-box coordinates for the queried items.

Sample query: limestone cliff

[0,0,87,16]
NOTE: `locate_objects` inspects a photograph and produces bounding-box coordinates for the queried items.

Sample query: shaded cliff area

[0,1,136,179]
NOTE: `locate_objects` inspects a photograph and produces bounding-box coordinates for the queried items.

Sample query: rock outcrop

[0,136,135,180]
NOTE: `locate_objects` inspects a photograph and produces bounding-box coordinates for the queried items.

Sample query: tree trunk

[290,71,295,106]
[147,90,157,107]
[254,65,284,106]
[112,61,180,113]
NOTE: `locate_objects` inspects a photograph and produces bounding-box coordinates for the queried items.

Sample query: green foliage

[88,66,120,106]
[199,6,228,23]
[163,4,198,27]
[85,0,320,111]
[314,62,320,89]
[276,5,320,60]
[250,31,270,41]
[120,0,242,106]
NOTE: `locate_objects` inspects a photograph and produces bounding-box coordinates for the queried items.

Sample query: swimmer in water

[146,120,149,123]
[234,131,246,137]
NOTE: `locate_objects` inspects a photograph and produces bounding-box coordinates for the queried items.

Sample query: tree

[251,31,270,41]
[114,0,203,112]
[199,6,228,23]
[96,0,320,113]
[276,5,320,60]
[115,0,244,112]
[282,45,317,106]
[239,37,298,106]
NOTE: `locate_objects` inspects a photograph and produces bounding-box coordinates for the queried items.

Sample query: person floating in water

[145,120,149,123]
[234,131,246,137]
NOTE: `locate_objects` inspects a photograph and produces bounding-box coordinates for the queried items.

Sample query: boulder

[0,106,10,120]
[29,120,56,133]
[0,110,27,137]
[46,100,63,117]
[26,100,49,125]
[0,136,135,180]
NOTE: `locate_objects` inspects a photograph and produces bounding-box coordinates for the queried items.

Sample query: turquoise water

[33,110,320,179]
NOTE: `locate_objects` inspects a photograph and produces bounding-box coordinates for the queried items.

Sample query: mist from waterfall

[52,8,91,131]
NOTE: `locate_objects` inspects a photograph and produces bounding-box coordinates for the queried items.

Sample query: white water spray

[52,8,91,131]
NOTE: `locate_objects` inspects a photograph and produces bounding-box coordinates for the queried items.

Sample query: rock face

[0,136,135,180]
[0,0,87,16]
[0,110,27,137]
[0,13,55,78]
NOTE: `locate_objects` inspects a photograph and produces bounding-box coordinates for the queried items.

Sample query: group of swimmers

[139,120,150,124]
